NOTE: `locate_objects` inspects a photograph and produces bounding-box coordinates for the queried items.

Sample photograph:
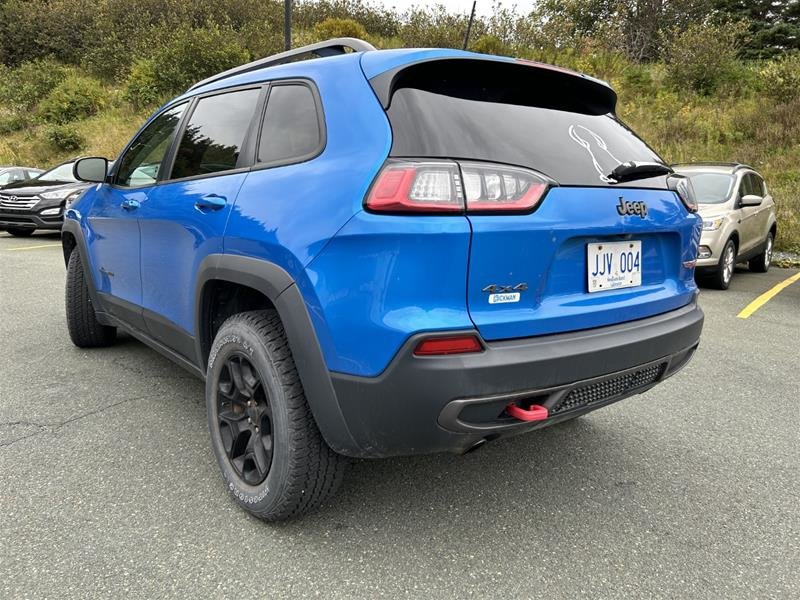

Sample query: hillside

[0,0,797,253]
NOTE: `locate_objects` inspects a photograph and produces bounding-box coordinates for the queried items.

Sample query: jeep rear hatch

[366,56,699,341]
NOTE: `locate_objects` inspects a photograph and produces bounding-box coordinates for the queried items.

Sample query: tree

[714,0,800,57]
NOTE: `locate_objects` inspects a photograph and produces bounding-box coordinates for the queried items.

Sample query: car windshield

[685,172,734,204]
[35,162,77,183]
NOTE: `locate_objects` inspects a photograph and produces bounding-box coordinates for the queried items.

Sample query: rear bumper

[330,297,703,458]
[0,211,62,231]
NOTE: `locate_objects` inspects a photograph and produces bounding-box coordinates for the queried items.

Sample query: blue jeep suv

[62,38,704,520]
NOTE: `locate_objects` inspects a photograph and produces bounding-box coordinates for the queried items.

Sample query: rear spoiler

[368,57,617,116]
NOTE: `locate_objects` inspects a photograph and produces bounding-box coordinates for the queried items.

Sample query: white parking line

[5,243,62,252]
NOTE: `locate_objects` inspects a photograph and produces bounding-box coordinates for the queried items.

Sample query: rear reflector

[366,159,549,214]
[413,335,483,356]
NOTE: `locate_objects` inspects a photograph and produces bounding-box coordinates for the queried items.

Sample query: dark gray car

[0,160,89,237]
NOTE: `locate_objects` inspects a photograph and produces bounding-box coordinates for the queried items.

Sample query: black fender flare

[194,254,361,456]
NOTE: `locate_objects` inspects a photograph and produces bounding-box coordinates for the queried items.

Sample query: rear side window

[383,60,664,187]
[171,88,261,180]
[258,84,323,165]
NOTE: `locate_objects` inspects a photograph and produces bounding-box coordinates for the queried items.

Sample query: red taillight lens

[365,161,464,213]
[413,335,483,356]
[366,160,550,214]
[460,162,549,212]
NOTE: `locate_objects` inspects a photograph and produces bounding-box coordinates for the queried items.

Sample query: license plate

[587,241,642,293]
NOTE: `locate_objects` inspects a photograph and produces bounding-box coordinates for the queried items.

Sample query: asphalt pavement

[1,231,798,599]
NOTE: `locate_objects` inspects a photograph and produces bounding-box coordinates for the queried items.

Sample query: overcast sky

[374,1,537,17]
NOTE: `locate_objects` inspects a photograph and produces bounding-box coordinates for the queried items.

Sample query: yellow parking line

[737,272,800,319]
[6,243,61,251]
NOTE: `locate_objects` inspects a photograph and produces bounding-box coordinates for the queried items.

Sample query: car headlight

[64,189,83,207]
[702,217,724,231]
[40,189,72,201]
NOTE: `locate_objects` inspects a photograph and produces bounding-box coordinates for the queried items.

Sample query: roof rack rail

[671,162,753,171]
[188,37,376,92]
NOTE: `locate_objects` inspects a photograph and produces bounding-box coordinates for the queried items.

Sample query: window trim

[252,78,327,172]
[160,83,268,185]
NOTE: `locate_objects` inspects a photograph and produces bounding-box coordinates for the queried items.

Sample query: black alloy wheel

[216,353,273,485]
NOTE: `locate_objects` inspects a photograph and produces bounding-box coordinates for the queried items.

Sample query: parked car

[0,166,43,187]
[673,163,777,289]
[0,160,89,236]
[62,38,704,520]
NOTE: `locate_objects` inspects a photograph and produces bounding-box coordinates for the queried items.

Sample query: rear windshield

[683,173,734,204]
[384,61,665,188]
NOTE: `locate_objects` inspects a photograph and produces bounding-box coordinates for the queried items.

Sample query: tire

[65,251,117,347]
[5,227,34,237]
[709,238,737,290]
[206,310,346,521]
[749,231,774,273]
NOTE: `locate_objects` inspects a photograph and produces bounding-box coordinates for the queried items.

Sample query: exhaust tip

[462,438,487,455]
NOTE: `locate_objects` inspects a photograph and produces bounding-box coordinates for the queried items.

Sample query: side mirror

[73,157,109,183]
[740,194,763,207]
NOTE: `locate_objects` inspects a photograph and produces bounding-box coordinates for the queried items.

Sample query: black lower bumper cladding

[330,298,704,458]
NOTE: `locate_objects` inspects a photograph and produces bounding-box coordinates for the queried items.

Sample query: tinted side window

[739,174,752,198]
[258,84,322,165]
[116,103,186,188]
[171,88,261,180]
[752,174,765,196]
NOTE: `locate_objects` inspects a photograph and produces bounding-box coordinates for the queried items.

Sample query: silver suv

[673,163,777,289]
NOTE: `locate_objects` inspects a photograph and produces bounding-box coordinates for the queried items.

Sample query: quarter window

[116,103,187,188]
[258,84,322,165]
[170,88,261,180]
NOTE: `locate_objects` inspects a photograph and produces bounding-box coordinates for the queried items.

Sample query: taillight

[460,162,548,213]
[365,160,463,213]
[365,159,550,214]
[413,334,483,356]
[668,174,698,213]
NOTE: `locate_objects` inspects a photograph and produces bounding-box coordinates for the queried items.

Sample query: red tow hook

[506,402,549,422]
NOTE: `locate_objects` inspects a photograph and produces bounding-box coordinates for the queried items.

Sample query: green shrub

[0,112,31,134]
[664,22,748,95]
[759,53,800,103]
[44,124,86,151]
[313,18,368,41]
[472,35,510,56]
[123,59,163,108]
[124,26,249,108]
[38,74,108,123]
[0,58,70,110]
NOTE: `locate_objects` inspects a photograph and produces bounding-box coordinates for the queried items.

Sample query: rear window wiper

[608,161,673,183]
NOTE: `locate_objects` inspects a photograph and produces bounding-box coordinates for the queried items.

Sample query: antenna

[284,0,292,51]
[463,1,477,50]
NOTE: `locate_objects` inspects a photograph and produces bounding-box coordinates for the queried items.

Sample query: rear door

[381,58,700,341]
[737,173,760,253]
[138,86,263,358]
[750,173,772,242]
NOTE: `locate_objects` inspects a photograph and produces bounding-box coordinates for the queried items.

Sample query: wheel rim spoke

[215,352,273,485]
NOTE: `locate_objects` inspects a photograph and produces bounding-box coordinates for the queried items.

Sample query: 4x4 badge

[616,197,648,218]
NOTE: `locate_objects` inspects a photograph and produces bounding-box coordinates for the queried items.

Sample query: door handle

[195,194,227,211]
[121,199,140,211]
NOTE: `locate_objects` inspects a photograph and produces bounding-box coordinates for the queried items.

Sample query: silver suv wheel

[722,243,735,285]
